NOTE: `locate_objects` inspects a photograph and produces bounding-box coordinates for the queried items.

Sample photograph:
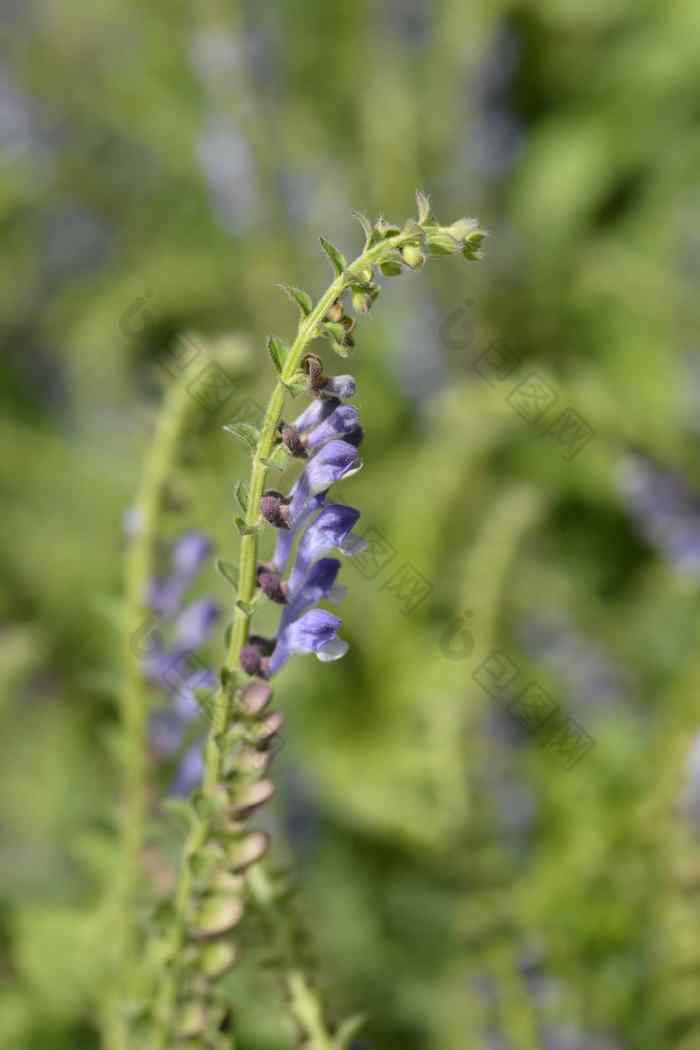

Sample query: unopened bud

[257,565,288,603]
[228,830,270,872]
[260,490,290,529]
[231,778,275,817]
[401,244,425,269]
[302,353,328,392]
[200,941,238,979]
[177,1003,207,1039]
[192,895,244,938]
[380,259,403,277]
[325,300,343,323]
[239,680,273,715]
[280,424,306,458]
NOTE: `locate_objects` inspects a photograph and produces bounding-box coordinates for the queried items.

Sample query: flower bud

[302,353,328,392]
[228,830,270,871]
[239,635,274,678]
[231,778,275,817]
[239,680,273,715]
[260,490,291,529]
[401,244,425,269]
[352,285,378,314]
[325,300,343,323]
[380,259,403,277]
[177,1002,207,1039]
[425,229,461,255]
[257,565,288,603]
[280,424,306,458]
[200,941,238,979]
[192,895,244,938]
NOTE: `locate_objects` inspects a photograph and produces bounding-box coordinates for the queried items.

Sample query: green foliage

[1,1,699,1048]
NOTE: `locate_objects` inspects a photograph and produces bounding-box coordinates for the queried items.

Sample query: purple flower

[170,743,206,798]
[292,397,339,436]
[305,405,361,451]
[267,560,347,676]
[288,440,362,525]
[174,597,220,651]
[148,530,214,617]
[270,491,326,574]
[172,531,212,577]
[320,374,356,400]
[619,455,700,579]
[268,607,347,677]
[142,530,218,797]
[288,505,366,593]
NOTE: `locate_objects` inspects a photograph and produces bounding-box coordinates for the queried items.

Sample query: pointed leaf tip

[319,236,348,276]
[279,284,313,317]
[266,335,288,374]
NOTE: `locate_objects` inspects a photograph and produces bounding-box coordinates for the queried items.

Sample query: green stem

[104,376,194,1050]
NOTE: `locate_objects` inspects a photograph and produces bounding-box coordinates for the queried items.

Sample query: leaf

[352,210,373,247]
[236,599,254,616]
[279,284,313,317]
[223,422,259,452]
[266,335,288,374]
[333,1014,367,1049]
[323,321,346,342]
[235,516,258,536]
[216,559,239,590]
[234,480,249,514]
[161,798,198,830]
[224,621,233,648]
[319,236,347,276]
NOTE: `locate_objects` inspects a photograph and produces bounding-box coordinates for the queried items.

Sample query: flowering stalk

[152,194,486,1045]
[104,372,196,1050]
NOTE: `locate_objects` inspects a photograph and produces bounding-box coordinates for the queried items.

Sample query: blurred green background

[2,1,700,1047]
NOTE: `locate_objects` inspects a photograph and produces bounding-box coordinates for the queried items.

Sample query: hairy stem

[104,375,194,1050]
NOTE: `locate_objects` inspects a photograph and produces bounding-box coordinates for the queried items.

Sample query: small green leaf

[223,422,259,452]
[266,335,288,374]
[235,516,258,536]
[161,798,198,829]
[323,321,346,342]
[216,559,239,590]
[352,210,373,247]
[236,599,254,616]
[234,480,249,514]
[319,236,347,276]
[260,446,288,471]
[334,1014,367,1050]
[279,284,313,317]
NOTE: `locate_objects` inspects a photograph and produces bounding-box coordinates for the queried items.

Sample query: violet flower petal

[268,607,347,677]
[288,440,362,525]
[174,597,220,651]
[305,405,361,451]
[288,504,366,592]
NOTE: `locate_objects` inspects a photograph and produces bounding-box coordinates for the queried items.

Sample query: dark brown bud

[260,490,291,529]
[240,635,274,678]
[281,424,307,458]
[302,353,328,392]
[257,565,288,603]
